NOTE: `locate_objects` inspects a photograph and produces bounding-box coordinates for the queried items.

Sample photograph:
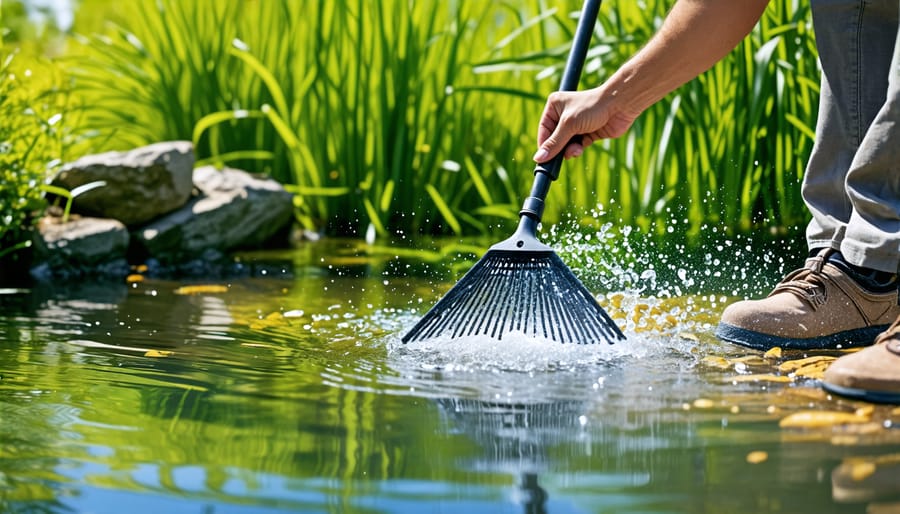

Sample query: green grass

[0,50,78,262]
[68,0,554,237]
[63,0,817,242]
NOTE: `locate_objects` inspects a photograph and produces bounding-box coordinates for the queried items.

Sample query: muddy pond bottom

[1,238,900,514]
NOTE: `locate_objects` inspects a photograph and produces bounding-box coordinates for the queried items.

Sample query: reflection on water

[0,238,896,513]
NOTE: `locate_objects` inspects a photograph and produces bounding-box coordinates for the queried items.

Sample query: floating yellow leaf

[144,350,173,358]
[693,398,715,409]
[763,347,782,359]
[746,451,768,464]
[701,356,731,369]
[126,274,144,283]
[848,461,877,481]
[607,293,625,309]
[778,356,835,373]
[174,284,229,295]
[793,361,832,380]
[729,374,793,383]
[779,410,871,428]
[729,355,769,366]
[679,332,699,342]
[249,311,290,330]
[856,405,875,417]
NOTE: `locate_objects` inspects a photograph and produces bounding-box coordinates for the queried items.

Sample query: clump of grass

[0,51,76,262]
[69,0,554,238]
[68,0,818,242]
[498,0,818,238]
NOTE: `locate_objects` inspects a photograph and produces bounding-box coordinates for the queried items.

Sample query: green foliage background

[1,0,818,249]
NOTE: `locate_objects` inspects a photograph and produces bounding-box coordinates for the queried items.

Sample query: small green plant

[39,180,107,223]
[0,50,70,261]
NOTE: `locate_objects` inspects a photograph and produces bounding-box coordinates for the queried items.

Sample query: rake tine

[402,0,624,346]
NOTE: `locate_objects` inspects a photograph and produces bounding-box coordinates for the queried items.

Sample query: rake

[403,0,624,345]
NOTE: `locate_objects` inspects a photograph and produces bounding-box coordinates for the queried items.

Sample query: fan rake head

[402,248,624,345]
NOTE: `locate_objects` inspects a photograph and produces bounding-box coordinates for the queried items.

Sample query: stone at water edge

[50,141,194,227]
[29,216,130,280]
[131,165,294,261]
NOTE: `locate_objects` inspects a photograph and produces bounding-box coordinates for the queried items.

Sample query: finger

[534,118,578,162]
[564,143,584,159]
[535,99,562,147]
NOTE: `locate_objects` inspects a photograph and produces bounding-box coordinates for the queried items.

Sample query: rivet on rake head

[516,240,524,248]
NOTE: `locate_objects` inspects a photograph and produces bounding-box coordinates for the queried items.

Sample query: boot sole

[822,381,900,404]
[714,322,888,351]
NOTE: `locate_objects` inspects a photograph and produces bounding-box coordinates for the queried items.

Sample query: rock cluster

[30,141,294,280]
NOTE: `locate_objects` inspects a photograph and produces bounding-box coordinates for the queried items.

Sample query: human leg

[840,0,900,273]
[803,0,898,251]
[716,0,900,350]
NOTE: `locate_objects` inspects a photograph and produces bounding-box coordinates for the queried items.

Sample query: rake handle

[520,0,602,224]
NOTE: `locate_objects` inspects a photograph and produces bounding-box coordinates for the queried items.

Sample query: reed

[545,0,817,237]
[68,0,817,240]
[70,0,554,237]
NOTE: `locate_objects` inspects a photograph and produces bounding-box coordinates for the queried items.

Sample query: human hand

[532,88,639,162]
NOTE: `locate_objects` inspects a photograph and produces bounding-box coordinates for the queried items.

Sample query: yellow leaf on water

[728,355,769,366]
[855,405,876,417]
[249,311,290,330]
[144,350,173,358]
[793,362,832,380]
[607,293,625,309]
[678,332,699,342]
[848,461,877,481]
[778,356,835,373]
[701,356,731,369]
[779,410,871,428]
[763,347,782,359]
[729,374,793,383]
[126,274,144,283]
[693,398,715,409]
[746,451,768,464]
[174,284,229,295]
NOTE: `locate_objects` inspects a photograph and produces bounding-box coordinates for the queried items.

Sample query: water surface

[2,237,899,513]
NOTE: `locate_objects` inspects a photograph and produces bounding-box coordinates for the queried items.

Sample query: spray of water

[385,211,802,379]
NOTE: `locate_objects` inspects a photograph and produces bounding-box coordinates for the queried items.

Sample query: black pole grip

[520,0,601,220]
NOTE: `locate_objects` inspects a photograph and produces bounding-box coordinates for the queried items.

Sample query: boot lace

[769,250,831,310]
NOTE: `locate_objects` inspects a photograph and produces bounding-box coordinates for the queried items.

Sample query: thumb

[533,125,575,163]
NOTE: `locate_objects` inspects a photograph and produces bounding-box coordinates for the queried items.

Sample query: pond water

[2,234,900,514]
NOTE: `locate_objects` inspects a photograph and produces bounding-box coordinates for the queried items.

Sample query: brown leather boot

[821,317,900,404]
[715,248,900,350]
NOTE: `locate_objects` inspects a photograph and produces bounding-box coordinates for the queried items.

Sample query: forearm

[601,0,770,114]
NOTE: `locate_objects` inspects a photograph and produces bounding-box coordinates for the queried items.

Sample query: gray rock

[51,141,194,226]
[133,166,293,261]
[30,216,130,279]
